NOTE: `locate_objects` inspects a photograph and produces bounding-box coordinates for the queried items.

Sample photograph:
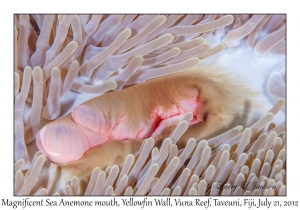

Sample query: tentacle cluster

[14,14,286,196]
[15,99,286,195]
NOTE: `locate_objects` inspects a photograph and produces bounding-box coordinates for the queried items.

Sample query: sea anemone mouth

[14,14,286,196]
[35,67,258,165]
[35,74,203,163]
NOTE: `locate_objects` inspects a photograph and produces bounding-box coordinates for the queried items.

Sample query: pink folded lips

[36,95,202,163]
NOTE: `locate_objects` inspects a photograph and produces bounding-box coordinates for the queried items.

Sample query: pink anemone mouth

[36,89,202,163]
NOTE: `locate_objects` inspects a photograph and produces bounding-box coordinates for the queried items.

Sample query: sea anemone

[14,14,286,196]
